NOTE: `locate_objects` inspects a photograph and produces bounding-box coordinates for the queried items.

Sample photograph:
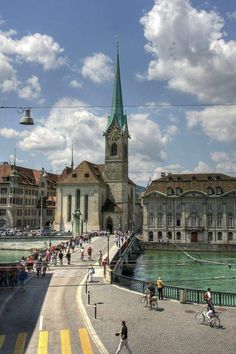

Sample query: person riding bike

[145,282,155,307]
[206,299,216,326]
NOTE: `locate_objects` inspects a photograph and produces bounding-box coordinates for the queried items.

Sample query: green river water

[133,250,236,293]
[0,250,31,263]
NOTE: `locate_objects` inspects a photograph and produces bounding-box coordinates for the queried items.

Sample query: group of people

[145,277,165,306]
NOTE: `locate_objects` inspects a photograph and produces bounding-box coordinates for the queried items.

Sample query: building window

[216,186,223,195]
[76,189,80,210]
[167,187,174,196]
[217,214,223,227]
[190,216,197,227]
[84,194,88,222]
[0,197,7,204]
[176,214,181,227]
[208,215,213,228]
[207,187,214,195]
[111,143,117,156]
[226,203,233,212]
[0,188,7,194]
[157,204,162,211]
[217,232,222,241]
[167,203,172,212]
[228,232,233,241]
[227,214,233,227]
[176,187,182,195]
[207,203,214,211]
[190,203,197,212]
[0,209,6,216]
[167,231,172,239]
[217,203,223,211]
[157,214,163,227]
[158,231,162,239]
[46,209,53,216]
[148,231,153,241]
[176,231,181,240]
[208,232,213,242]
[167,214,172,227]
[149,213,154,227]
[67,195,72,222]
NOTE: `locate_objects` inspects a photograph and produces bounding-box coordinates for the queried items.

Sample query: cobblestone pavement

[82,278,236,354]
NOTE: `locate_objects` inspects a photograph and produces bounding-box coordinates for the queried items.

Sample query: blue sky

[0,0,236,186]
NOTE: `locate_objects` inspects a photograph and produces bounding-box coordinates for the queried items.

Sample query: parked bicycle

[140,294,158,310]
[195,308,221,328]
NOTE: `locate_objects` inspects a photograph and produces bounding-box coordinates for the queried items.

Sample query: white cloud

[140,0,236,103]
[210,151,229,163]
[81,52,113,83]
[0,128,28,139]
[186,106,236,143]
[18,75,41,100]
[193,161,211,173]
[69,80,82,88]
[227,11,236,21]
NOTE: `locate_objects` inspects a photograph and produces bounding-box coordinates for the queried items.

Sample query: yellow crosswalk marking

[60,329,72,354]
[13,332,27,354]
[37,331,48,354]
[0,335,6,349]
[79,328,93,354]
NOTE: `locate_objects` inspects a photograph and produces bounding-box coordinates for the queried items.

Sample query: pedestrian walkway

[0,327,94,354]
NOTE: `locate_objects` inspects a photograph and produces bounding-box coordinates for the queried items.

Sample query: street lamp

[40,168,47,234]
[71,220,74,236]
[0,106,34,125]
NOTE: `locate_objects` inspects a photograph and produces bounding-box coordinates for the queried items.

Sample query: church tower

[104,43,130,230]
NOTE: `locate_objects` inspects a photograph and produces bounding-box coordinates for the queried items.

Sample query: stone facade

[142,173,236,244]
[0,163,58,230]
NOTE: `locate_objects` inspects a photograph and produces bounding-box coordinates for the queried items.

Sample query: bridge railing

[111,272,236,307]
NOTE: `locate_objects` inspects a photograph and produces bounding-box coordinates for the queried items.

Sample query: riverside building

[54,46,142,234]
[142,173,236,244]
[0,162,58,230]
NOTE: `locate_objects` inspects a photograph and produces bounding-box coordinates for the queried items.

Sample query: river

[133,250,236,293]
[0,250,31,263]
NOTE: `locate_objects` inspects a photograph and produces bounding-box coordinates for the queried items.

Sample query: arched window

[167,231,172,239]
[148,231,154,241]
[228,232,233,241]
[176,214,181,227]
[208,232,213,242]
[111,143,117,156]
[217,232,222,241]
[216,186,223,195]
[176,231,181,240]
[158,231,162,239]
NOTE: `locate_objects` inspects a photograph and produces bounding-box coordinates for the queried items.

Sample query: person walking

[18,268,28,290]
[157,277,164,300]
[87,246,92,260]
[115,320,132,354]
[58,250,64,266]
[87,264,95,282]
[66,250,71,265]
[98,250,103,266]
[36,259,42,277]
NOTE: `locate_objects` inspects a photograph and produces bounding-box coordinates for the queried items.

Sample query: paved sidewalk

[79,242,236,354]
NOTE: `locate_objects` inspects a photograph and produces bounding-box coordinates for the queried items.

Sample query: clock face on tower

[107,126,121,141]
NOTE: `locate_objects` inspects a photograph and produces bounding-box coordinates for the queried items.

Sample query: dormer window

[85,173,89,177]
[208,176,213,181]
[167,187,174,195]
[207,187,214,195]
[192,175,197,181]
[72,173,77,178]
[216,186,223,195]
[176,187,182,195]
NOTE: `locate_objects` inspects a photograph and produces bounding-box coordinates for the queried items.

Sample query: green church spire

[106,43,127,131]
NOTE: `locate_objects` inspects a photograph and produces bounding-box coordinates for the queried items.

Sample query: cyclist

[145,282,155,307]
[206,299,215,326]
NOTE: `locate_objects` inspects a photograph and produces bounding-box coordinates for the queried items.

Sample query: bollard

[94,303,97,319]
[88,291,90,305]
[85,281,88,294]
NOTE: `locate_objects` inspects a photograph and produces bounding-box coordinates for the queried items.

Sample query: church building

[54,46,142,234]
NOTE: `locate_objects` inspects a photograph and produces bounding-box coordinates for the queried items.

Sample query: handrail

[111,272,236,307]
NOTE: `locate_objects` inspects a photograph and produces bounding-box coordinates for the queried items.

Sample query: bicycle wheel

[195,312,205,324]
[212,317,221,328]
[140,296,146,304]
[150,299,158,311]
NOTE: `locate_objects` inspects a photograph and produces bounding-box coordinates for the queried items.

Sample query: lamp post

[49,222,52,248]
[107,230,110,264]
[71,220,74,236]
[40,168,47,235]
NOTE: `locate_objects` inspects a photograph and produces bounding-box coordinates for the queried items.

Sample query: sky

[0,0,236,186]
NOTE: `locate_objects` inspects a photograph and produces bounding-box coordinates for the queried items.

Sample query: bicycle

[140,294,158,310]
[195,309,221,328]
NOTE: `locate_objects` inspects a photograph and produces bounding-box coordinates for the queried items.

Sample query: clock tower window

[111,143,117,156]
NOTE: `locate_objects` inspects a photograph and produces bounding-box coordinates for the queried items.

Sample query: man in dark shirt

[115,320,132,353]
